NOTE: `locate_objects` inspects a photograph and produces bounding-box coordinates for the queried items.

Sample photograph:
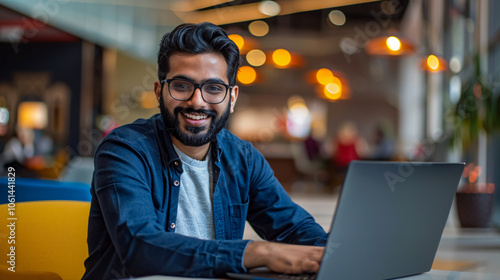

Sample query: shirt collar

[154,114,180,167]
[212,135,222,162]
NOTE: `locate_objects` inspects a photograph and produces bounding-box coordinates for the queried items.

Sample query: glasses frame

[160,78,232,104]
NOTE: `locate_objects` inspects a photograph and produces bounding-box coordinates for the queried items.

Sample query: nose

[186,87,206,108]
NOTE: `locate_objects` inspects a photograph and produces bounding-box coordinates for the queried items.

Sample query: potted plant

[451,54,499,228]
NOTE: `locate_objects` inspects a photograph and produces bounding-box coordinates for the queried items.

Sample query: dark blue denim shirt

[83,114,327,279]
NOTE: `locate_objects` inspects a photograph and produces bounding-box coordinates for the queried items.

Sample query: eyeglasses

[160,78,232,104]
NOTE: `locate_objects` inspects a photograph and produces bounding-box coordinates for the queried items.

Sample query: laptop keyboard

[278,273,317,280]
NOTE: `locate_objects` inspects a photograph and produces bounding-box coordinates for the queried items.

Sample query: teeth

[183,113,208,120]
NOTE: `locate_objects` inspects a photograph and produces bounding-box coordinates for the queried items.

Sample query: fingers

[297,247,323,273]
[243,241,325,274]
[302,258,320,273]
[268,243,324,274]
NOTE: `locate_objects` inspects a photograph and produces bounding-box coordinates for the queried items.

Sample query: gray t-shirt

[173,145,215,239]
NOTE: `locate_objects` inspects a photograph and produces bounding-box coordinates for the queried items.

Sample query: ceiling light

[179,0,376,26]
[324,77,342,101]
[246,49,267,67]
[258,1,281,16]
[272,49,291,67]
[316,68,334,85]
[421,55,447,72]
[427,55,439,70]
[228,34,244,50]
[328,10,346,26]
[366,35,416,56]
[237,66,257,84]
[18,102,48,129]
[314,71,350,101]
[248,20,269,37]
[386,36,401,51]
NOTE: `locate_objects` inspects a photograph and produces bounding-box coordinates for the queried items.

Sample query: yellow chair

[0,200,90,280]
[0,265,62,280]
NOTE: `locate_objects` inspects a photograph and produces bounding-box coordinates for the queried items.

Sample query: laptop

[227,161,464,280]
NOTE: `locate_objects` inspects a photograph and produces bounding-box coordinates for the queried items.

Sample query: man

[83,22,327,279]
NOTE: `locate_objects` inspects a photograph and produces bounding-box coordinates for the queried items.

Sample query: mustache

[174,107,217,118]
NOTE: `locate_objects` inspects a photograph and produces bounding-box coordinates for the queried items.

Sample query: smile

[182,112,209,120]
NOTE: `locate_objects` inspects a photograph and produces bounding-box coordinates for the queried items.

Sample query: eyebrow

[171,75,227,84]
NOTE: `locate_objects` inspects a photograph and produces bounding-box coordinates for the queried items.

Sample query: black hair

[157,22,240,85]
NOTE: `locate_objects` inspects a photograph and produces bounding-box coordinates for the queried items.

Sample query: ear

[154,81,162,102]
[229,85,239,114]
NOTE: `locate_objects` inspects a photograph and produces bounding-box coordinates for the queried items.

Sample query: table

[130,270,500,280]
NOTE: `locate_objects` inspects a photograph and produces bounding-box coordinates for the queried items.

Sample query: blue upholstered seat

[0,177,91,204]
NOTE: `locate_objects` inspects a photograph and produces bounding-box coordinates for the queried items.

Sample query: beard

[159,94,231,147]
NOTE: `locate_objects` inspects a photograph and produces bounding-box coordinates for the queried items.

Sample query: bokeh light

[427,55,439,70]
[286,96,311,139]
[386,36,401,51]
[324,85,341,100]
[228,34,244,50]
[237,66,257,84]
[366,36,415,56]
[287,95,306,109]
[328,10,346,26]
[258,1,280,16]
[249,20,269,37]
[140,91,157,109]
[316,68,334,85]
[323,76,342,101]
[246,49,267,67]
[450,57,462,73]
[421,54,447,72]
[0,107,9,124]
[449,75,461,104]
[17,102,48,129]
[272,49,291,67]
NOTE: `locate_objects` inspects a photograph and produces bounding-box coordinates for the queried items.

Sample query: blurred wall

[0,41,82,153]
[107,50,158,126]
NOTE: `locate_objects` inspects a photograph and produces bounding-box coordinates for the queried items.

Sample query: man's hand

[243,241,324,274]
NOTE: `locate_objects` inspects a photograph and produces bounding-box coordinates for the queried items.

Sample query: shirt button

[170,223,176,229]
[173,180,179,186]
[174,161,179,166]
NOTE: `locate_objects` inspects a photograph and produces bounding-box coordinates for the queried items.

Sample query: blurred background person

[331,121,369,171]
[369,120,396,161]
[330,121,369,187]
[0,126,39,177]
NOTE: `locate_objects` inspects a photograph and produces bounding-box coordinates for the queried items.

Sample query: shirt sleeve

[245,144,328,246]
[91,136,251,278]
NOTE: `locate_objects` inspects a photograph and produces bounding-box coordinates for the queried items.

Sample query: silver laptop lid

[318,161,464,280]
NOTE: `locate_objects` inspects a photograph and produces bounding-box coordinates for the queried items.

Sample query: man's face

[154,52,238,147]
